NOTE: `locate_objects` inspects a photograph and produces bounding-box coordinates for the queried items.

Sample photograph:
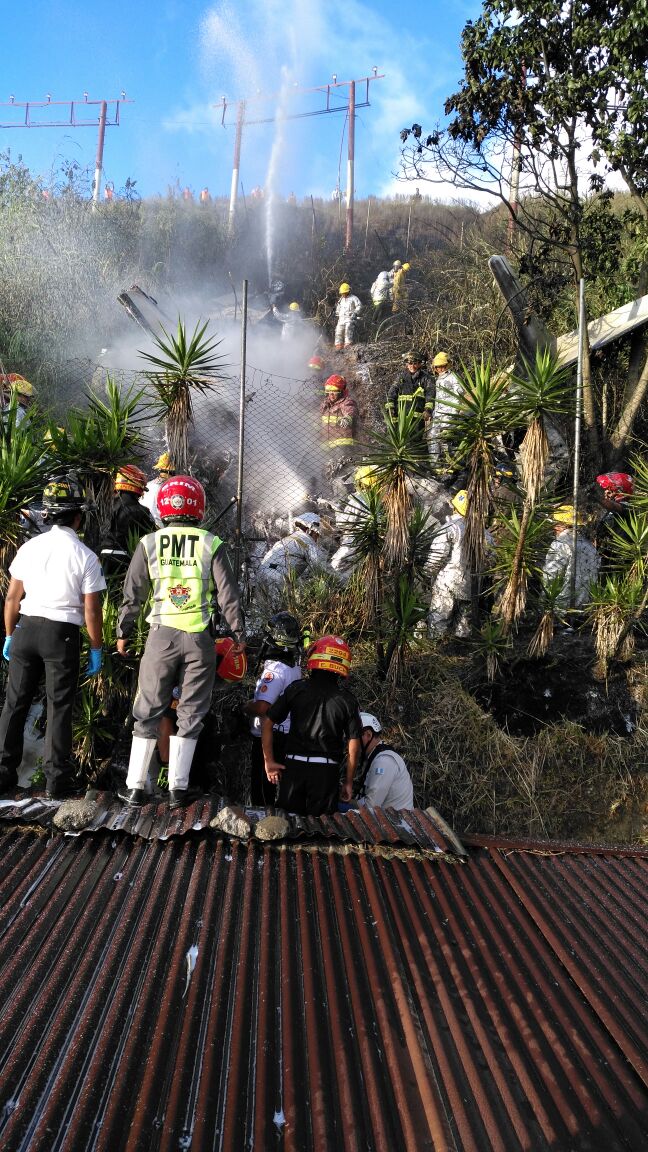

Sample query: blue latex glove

[85,647,103,677]
[2,635,11,661]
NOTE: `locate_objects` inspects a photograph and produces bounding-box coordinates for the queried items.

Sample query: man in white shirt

[355,713,414,810]
[0,474,106,799]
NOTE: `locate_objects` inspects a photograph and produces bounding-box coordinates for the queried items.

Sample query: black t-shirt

[267,672,361,761]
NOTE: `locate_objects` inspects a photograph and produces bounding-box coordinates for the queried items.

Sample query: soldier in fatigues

[116,475,245,809]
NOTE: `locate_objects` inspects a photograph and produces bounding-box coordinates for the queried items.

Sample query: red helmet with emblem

[157,475,205,523]
[306,634,351,677]
[595,472,633,501]
[215,636,247,681]
[308,355,325,371]
[115,464,147,495]
[324,374,347,394]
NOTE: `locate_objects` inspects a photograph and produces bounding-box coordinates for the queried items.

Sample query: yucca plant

[384,574,428,687]
[0,396,50,584]
[491,504,553,629]
[73,683,114,774]
[450,356,512,578]
[528,574,565,658]
[45,378,150,545]
[139,319,227,473]
[365,407,431,569]
[475,618,512,683]
[339,486,387,631]
[586,574,645,672]
[606,510,648,582]
[499,349,573,634]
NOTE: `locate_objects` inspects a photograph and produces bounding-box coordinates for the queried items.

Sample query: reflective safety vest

[321,394,357,449]
[142,527,223,632]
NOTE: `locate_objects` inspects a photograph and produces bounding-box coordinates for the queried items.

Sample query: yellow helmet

[339,282,351,295]
[1,373,33,398]
[452,490,468,516]
[354,465,379,490]
[289,301,301,312]
[553,504,587,527]
[432,352,449,368]
[402,262,411,271]
[154,451,173,472]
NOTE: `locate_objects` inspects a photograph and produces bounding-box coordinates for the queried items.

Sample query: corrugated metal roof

[0,828,646,1151]
[0,792,461,853]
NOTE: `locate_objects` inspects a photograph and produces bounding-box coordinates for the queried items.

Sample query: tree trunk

[609,347,648,461]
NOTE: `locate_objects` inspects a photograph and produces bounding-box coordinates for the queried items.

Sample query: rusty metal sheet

[0,830,646,1151]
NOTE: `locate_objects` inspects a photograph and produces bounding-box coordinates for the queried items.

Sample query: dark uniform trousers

[0,615,81,788]
[250,730,288,808]
[277,756,341,817]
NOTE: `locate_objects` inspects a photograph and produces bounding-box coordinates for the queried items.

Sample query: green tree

[400,0,648,463]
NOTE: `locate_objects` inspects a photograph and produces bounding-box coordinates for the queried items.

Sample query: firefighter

[307,354,326,386]
[334,283,362,350]
[99,465,155,578]
[385,351,435,441]
[256,512,325,606]
[355,713,414,810]
[242,611,303,807]
[0,474,106,799]
[321,374,359,471]
[370,269,392,325]
[391,261,410,313]
[0,374,34,427]
[273,301,304,339]
[330,465,379,584]
[261,634,362,816]
[427,352,463,469]
[542,505,601,611]
[426,490,491,639]
[591,472,634,571]
[116,475,246,809]
[140,452,175,527]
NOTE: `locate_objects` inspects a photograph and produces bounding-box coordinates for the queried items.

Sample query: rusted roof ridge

[461,831,648,858]
[491,849,648,1092]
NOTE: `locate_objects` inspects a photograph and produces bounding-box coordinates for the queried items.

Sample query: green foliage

[606,510,648,579]
[509,348,574,424]
[139,319,227,473]
[0,396,49,553]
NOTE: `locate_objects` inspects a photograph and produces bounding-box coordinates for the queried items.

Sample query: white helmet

[360,712,382,734]
[294,511,320,534]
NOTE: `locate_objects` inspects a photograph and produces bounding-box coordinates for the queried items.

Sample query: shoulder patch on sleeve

[262,672,274,682]
[259,684,268,693]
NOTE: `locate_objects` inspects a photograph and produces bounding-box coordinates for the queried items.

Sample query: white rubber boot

[168,736,198,809]
[119,736,157,806]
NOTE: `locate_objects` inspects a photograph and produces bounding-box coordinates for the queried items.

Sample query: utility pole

[0,94,132,202]
[218,71,383,246]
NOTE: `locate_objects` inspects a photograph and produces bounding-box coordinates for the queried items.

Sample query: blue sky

[3,0,482,201]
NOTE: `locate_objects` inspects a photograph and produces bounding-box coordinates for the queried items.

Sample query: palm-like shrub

[499,349,573,632]
[450,355,512,578]
[586,575,645,670]
[528,574,565,658]
[139,320,227,473]
[0,396,49,584]
[491,504,552,626]
[45,378,149,545]
[365,407,431,569]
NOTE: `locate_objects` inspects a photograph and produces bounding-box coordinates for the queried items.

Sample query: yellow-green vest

[143,527,222,633]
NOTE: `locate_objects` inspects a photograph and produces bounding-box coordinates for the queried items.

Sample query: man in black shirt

[261,634,361,816]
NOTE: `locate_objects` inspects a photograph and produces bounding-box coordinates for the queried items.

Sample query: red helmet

[115,464,147,495]
[596,472,633,501]
[308,355,325,371]
[306,634,351,677]
[215,636,247,681]
[324,374,347,393]
[157,475,205,523]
